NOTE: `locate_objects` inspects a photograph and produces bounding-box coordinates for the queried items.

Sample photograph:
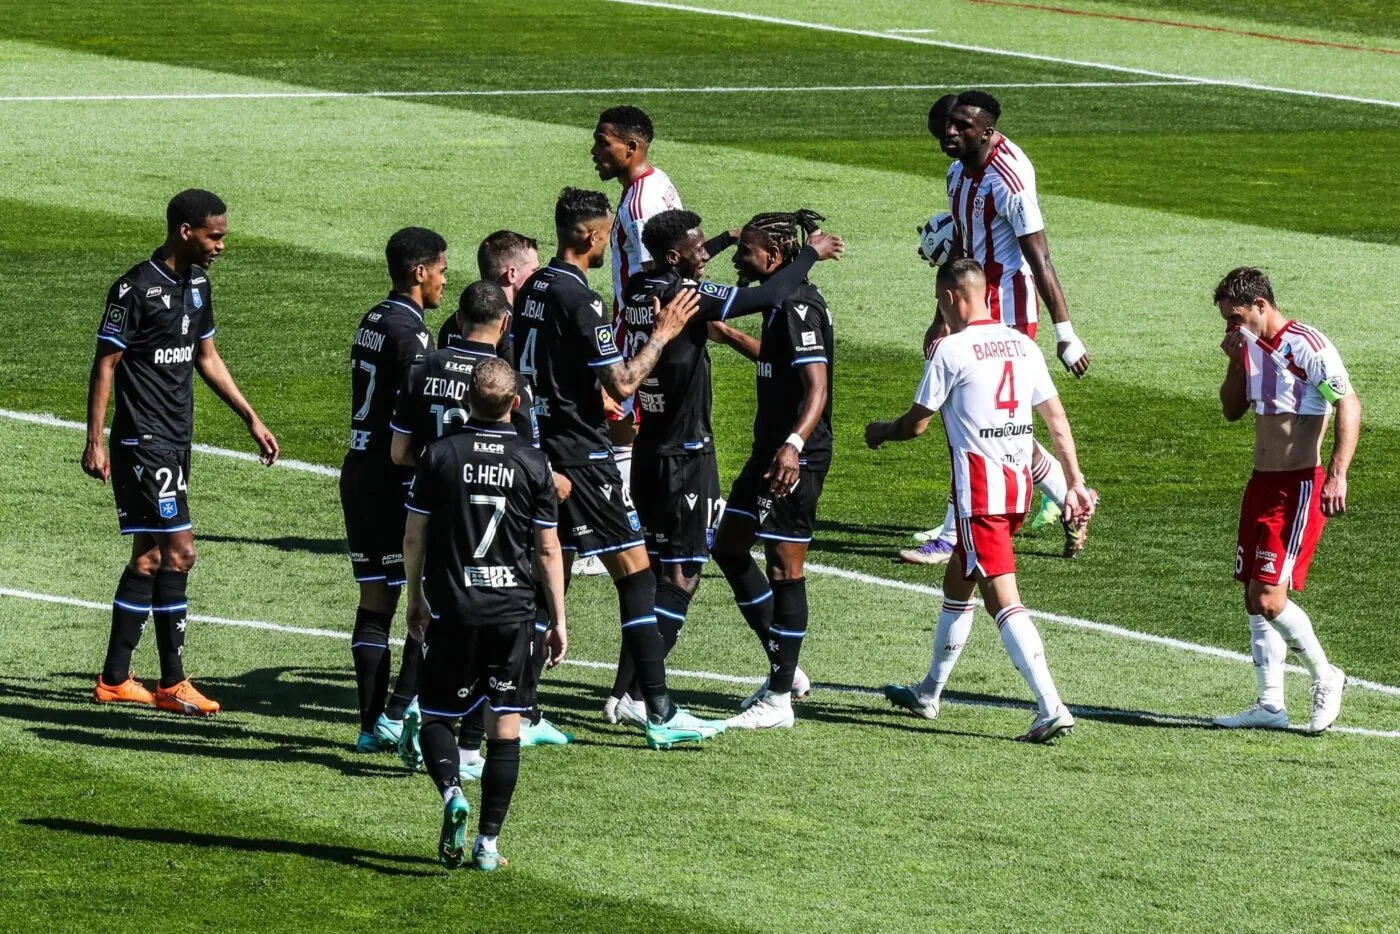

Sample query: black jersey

[346,294,432,466]
[754,281,833,471]
[405,421,558,624]
[97,250,216,450]
[390,339,538,453]
[511,259,621,468]
[622,246,823,455]
[437,315,462,350]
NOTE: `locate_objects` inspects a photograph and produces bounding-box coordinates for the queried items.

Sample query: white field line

[6,406,1400,701]
[0,81,1203,104]
[4,584,1396,738]
[600,0,1400,110]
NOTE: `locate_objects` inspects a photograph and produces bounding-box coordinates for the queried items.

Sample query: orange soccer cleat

[93,674,156,706]
[154,679,221,717]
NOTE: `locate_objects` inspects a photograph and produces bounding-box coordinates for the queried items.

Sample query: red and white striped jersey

[946,135,1045,333]
[1242,320,1352,416]
[915,320,1058,518]
[611,166,682,309]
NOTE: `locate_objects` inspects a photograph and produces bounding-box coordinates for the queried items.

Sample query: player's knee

[1247,584,1287,620]
[666,563,701,595]
[163,541,197,572]
[129,549,162,576]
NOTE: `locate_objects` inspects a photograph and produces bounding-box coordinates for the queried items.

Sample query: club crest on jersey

[191,289,203,310]
[684,493,698,511]
[146,286,163,298]
[181,314,190,336]
[627,510,641,532]
[973,194,986,212]
[159,497,178,520]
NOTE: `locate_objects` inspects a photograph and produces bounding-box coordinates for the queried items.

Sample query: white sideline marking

[0,81,1201,104]
[601,0,1400,110]
[6,405,1400,700]
[3,585,1396,738]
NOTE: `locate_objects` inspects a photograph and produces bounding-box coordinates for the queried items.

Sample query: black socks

[615,569,674,723]
[768,578,808,694]
[103,568,154,684]
[480,738,521,837]
[715,552,779,671]
[151,570,189,688]
[420,720,461,797]
[351,607,393,733]
[385,635,422,721]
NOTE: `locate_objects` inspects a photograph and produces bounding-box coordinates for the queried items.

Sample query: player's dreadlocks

[741,209,825,265]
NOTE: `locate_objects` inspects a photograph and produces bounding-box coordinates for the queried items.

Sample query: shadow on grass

[201,533,346,556]
[20,818,438,877]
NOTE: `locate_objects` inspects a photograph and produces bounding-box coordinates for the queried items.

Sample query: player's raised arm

[596,289,700,400]
[864,402,936,449]
[707,321,760,361]
[195,337,279,465]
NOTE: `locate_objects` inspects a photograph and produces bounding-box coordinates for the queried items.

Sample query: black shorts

[633,446,721,564]
[558,460,644,558]
[111,445,192,535]
[339,463,411,586]
[419,619,537,718]
[720,454,827,544]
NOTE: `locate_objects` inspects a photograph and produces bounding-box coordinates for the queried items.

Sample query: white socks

[995,604,1062,718]
[613,443,633,492]
[459,747,483,765]
[474,833,498,854]
[1269,600,1332,682]
[918,598,975,702]
[1031,441,1068,508]
[936,495,957,545]
[1248,614,1287,709]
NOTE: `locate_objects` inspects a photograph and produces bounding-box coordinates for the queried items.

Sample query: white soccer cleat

[739,667,811,710]
[1307,667,1346,734]
[614,693,647,727]
[1017,705,1075,743]
[1213,702,1289,730]
[602,695,620,724]
[883,683,940,720]
[725,691,795,730]
[572,555,607,576]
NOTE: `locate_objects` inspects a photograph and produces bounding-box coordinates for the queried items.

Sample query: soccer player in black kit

[392,280,571,772]
[402,357,567,871]
[710,211,835,731]
[83,188,278,716]
[341,227,443,753]
[512,186,724,748]
[436,231,539,350]
[604,209,844,719]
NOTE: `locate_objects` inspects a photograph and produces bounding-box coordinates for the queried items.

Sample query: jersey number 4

[994,362,1018,415]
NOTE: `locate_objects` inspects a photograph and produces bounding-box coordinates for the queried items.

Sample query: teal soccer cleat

[645,708,726,750]
[519,717,573,747]
[438,789,471,869]
[398,699,423,770]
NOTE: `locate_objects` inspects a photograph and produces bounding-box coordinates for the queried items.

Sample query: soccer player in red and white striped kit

[913,90,1098,565]
[867,259,1095,742]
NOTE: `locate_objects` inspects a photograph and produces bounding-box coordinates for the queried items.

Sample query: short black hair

[555,187,611,233]
[477,230,538,281]
[642,209,703,262]
[166,188,226,234]
[457,280,512,333]
[954,90,1002,124]
[928,94,958,136]
[1213,267,1275,307]
[385,227,447,283]
[742,209,825,265]
[597,105,654,144]
[936,257,985,290]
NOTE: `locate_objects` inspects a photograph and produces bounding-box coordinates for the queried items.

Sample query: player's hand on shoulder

[81,439,109,483]
[552,470,572,502]
[652,288,701,341]
[406,595,432,643]
[807,229,844,262]
[1321,472,1347,517]
[249,417,279,466]
[1061,484,1097,527]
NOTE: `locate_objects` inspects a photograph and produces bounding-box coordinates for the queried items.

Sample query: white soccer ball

[917,212,954,267]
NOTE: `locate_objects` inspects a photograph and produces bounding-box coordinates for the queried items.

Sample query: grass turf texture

[2,0,1399,929]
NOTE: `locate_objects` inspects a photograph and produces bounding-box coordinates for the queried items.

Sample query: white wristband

[1053,322,1076,343]
[785,433,805,453]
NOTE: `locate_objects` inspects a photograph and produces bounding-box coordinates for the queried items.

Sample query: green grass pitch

[1,1,1399,930]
